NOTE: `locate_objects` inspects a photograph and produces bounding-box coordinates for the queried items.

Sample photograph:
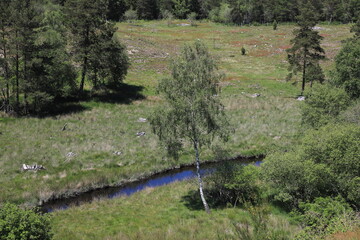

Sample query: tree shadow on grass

[181,189,230,211]
[33,83,145,117]
[92,83,145,104]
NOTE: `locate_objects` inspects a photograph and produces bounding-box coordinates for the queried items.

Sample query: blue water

[42,160,263,212]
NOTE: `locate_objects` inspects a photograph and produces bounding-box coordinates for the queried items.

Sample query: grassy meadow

[51,178,300,240]
[0,20,353,205]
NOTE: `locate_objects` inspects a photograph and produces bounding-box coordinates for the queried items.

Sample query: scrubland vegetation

[1,0,359,239]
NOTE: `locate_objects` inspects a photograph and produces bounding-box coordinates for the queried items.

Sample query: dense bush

[207,163,262,206]
[262,124,360,208]
[0,203,52,240]
[301,84,350,129]
[340,100,360,125]
[293,196,359,240]
[334,38,360,99]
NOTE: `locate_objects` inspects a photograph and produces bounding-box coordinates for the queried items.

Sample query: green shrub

[262,124,360,208]
[293,196,359,240]
[209,3,232,24]
[340,99,360,125]
[262,151,335,208]
[207,163,262,206]
[0,203,52,240]
[334,38,360,99]
[187,12,197,26]
[124,8,138,23]
[301,84,350,129]
[241,47,246,55]
[273,20,277,30]
[301,124,360,206]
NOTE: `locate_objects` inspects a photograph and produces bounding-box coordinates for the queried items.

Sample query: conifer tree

[65,0,108,93]
[286,0,325,95]
[0,0,12,112]
[65,0,128,93]
[150,41,230,213]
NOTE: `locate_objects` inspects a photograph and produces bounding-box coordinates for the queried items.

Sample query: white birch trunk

[194,140,211,214]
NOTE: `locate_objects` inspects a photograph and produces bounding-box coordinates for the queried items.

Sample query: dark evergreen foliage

[286,0,326,94]
[0,0,129,114]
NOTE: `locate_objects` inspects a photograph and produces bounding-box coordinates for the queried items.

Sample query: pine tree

[0,0,12,112]
[150,41,230,213]
[65,0,108,93]
[286,0,325,95]
[65,0,128,93]
[136,0,159,20]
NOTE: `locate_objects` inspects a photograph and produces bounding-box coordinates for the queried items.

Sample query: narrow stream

[41,158,263,212]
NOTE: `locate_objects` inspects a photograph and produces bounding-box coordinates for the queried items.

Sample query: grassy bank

[51,178,300,239]
[0,21,352,205]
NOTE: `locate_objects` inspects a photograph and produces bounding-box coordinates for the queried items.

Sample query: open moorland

[0,21,353,206]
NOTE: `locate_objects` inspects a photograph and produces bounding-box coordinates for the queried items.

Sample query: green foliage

[293,196,359,239]
[273,20,278,30]
[150,40,230,212]
[172,0,190,19]
[217,3,233,24]
[124,8,138,22]
[65,0,129,92]
[340,99,360,125]
[262,151,334,208]
[187,12,197,26]
[0,0,77,113]
[350,18,360,38]
[150,40,229,158]
[301,84,350,129]
[107,0,128,21]
[207,164,262,206]
[162,9,174,26]
[262,124,360,208]
[241,46,246,55]
[301,124,360,205]
[334,37,360,99]
[286,0,325,93]
[0,203,52,240]
[136,0,159,20]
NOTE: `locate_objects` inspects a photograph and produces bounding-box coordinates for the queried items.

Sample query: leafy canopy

[334,38,360,99]
[0,203,52,240]
[150,40,229,158]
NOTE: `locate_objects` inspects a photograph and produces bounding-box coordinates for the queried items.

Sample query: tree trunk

[193,140,211,214]
[2,38,10,112]
[302,53,306,95]
[79,55,88,93]
[15,31,20,108]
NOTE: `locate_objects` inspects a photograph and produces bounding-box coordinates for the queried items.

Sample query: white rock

[136,132,146,137]
[66,152,76,158]
[137,118,147,122]
[22,164,45,171]
[297,96,306,101]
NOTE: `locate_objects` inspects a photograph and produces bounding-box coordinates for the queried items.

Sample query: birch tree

[150,40,230,213]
